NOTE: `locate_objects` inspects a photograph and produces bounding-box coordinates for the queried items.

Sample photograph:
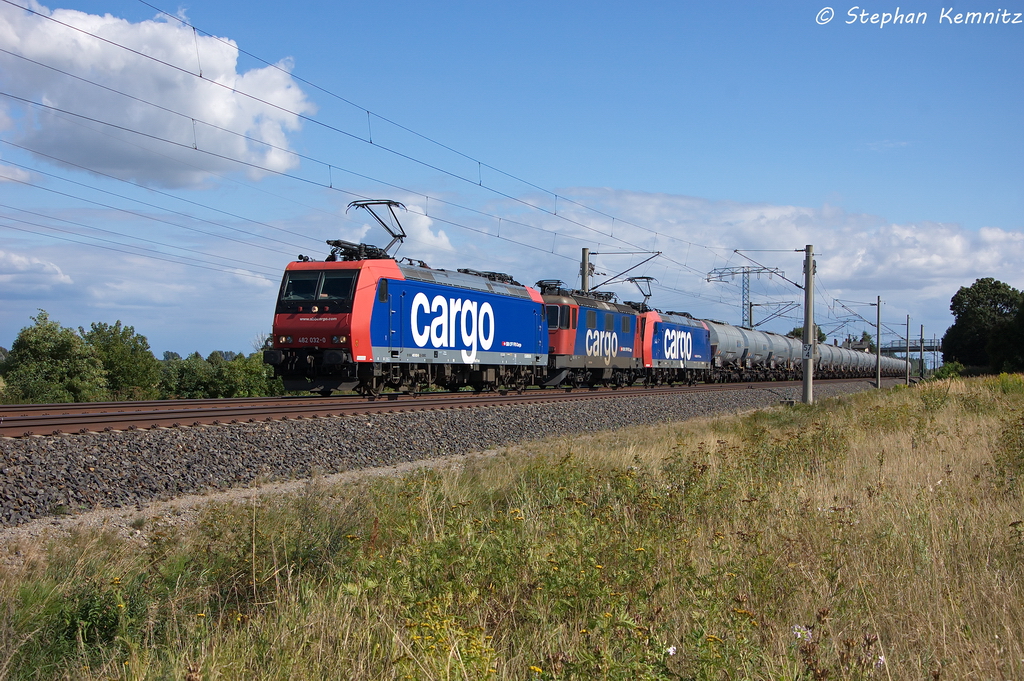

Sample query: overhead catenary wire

[134,0,727,258]
[0,156,309,254]
[0,164,293,259]
[0,0,787,320]
[0,0,731,270]
[0,202,280,274]
[2,89,730,293]
[0,88,649,264]
[0,218,276,280]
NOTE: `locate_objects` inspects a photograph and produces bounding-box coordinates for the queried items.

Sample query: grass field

[1,375,1022,680]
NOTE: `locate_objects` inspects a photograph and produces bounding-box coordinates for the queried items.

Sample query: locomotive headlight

[311,306,319,313]
[332,335,348,344]
[279,335,292,344]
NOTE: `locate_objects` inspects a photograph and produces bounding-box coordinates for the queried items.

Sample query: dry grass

[1,375,1022,680]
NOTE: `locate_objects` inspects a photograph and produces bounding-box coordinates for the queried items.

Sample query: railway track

[0,378,874,439]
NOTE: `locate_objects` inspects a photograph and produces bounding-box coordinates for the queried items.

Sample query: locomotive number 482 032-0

[298,337,328,345]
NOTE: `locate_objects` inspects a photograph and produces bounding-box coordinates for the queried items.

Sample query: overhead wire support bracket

[589,251,662,291]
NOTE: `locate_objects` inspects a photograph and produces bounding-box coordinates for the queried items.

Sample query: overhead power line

[134,0,728,257]
[2,0,736,274]
[0,0,794,319]
[0,217,275,279]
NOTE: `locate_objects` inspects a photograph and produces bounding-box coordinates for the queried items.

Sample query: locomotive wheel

[358,379,382,398]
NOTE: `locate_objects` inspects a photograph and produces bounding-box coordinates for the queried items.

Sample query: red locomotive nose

[271,262,362,348]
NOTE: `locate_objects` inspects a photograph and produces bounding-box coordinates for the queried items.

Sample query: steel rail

[0,378,873,439]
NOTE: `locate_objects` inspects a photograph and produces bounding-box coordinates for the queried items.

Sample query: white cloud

[558,189,1024,289]
[0,160,31,183]
[0,242,285,354]
[0,2,315,187]
[508,189,1024,336]
[397,208,453,255]
[0,248,73,295]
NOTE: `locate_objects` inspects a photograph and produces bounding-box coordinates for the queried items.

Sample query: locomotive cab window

[277,269,359,314]
[281,271,320,301]
[571,308,578,329]
[320,271,358,300]
[546,305,572,330]
[559,305,571,329]
[546,305,560,330]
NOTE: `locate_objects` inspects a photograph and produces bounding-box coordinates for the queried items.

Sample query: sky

[0,0,1021,360]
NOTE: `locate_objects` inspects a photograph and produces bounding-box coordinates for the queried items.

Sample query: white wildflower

[791,624,813,642]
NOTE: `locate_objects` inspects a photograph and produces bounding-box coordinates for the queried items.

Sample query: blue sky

[1,0,1021,358]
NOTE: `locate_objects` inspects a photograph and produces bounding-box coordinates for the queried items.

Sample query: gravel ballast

[1,381,885,527]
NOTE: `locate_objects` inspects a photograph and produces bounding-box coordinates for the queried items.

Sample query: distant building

[841,337,872,352]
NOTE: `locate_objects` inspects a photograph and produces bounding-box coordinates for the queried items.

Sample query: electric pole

[920,324,925,378]
[581,248,590,293]
[802,245,815,404]
[906,315,911,385]
[876,296,881,389]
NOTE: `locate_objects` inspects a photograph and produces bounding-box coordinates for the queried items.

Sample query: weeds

[1,376,1022,679]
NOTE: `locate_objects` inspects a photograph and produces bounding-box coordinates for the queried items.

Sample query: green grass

[1,376,1022,679]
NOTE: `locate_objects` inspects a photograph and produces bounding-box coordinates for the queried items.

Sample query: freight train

[263,204,906,395]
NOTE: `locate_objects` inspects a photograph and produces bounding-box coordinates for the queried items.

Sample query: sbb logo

[664,328,694,361]
[585,329,619,365]
[410,292,495,363]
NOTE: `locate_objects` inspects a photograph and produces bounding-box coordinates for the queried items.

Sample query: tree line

[941,278,1024,374]
[0,311,282,404]
[2,280,1020,404]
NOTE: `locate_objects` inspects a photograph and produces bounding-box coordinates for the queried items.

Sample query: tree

[81,321,162,400]
[213,352,280,397]
[0,311,108,403]
[859,331,877,353]
[160,352,214,399]
[942,278,1022,369]
[987,293,1024,372]
[787,326,826,343]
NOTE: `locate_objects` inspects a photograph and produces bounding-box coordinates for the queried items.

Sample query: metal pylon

[706,266,783,328]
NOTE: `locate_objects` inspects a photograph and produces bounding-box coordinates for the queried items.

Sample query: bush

[0,311,107,403]
[159,351,283,398]
[931,361,964,380]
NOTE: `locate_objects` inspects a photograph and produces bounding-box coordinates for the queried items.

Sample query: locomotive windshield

[277,270,358,313]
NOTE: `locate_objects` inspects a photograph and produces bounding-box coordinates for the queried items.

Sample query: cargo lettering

[664,329,693,361]
[586,329,619,365]
[410,292,495,363]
